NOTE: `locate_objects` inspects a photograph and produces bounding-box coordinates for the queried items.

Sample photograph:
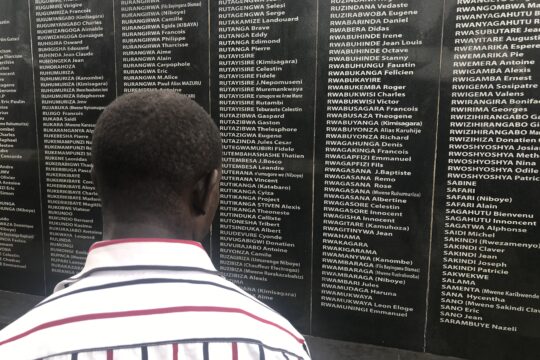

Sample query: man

[0,91,311,359]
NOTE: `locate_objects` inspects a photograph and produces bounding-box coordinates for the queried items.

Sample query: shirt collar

[55,238,217,292]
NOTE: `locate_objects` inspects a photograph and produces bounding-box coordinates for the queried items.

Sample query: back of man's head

[91,90,221,227]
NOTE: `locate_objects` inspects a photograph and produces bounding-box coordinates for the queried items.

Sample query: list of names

[438,0,540,335]
[212,0,315,318]
[33,0,113,276]
[317,0,425,319]
[118,0,208,104]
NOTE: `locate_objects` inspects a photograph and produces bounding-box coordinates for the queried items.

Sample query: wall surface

[305,336,464,360]
[0,0,539,359]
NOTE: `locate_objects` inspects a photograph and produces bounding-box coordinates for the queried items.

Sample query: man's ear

[91,166,101,198]
[192,169,220,216]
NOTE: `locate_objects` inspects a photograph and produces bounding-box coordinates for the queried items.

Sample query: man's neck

[101,217,194,241]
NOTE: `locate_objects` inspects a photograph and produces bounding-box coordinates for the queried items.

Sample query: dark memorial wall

[30,0,116,291]
[0,0,539,359]
[427,0,540,358]
[114,0,209,106]
[311,0,443,350]
[0,0,43,294]
[209,0,316,331]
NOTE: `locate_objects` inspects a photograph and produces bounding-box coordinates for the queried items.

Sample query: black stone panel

[311,0,445,351]
[29,0,116,292]
[0,1,538,358]
[0,0,44,295]
[209,0,317,333]
[114,0,209,109]
[427,1,540,359]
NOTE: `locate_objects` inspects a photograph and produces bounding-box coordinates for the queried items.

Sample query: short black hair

[92,90,221,215]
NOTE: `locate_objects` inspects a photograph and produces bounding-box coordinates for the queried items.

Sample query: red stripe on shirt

[0,306,304,347]
[173,343,178,360]
[89,238,203,252]
[232,342,238,360]
[107,349,113,360]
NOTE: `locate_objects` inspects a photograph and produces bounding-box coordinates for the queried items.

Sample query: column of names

[33,0,114,279]
[118,0,208,105]
[438,0,540,334]
[212,0,316,324]
[318,0,423,318]
[0,1,43,292]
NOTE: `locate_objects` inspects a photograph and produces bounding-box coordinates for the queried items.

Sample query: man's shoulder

[0,275,310,359]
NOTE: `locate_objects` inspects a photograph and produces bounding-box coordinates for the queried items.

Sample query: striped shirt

[0,239,311,360]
